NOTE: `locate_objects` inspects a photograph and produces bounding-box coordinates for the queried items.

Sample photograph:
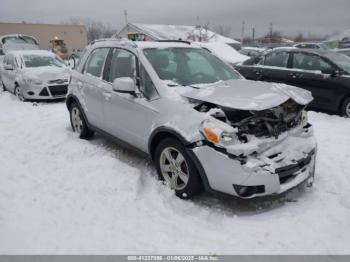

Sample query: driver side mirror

[4,64,13,71]
[112,77,137,95]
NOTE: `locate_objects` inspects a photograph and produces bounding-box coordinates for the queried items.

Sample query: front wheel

[155,138,203,199]
[14,86,25,101]
[341,97,350,118]
[69,102,94,139]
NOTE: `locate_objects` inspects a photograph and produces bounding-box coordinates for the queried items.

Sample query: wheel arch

[148,127,192,162]
[66,94,89,126]
[339,94,350,115]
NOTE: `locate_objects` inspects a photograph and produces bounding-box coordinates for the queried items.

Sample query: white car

[66,39,317,199]
[1,50,70,101]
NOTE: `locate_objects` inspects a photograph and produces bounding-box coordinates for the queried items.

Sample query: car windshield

[22,54,64,68]
[2,36,38,45]
[143,47,241,86]
[324,52,350,73]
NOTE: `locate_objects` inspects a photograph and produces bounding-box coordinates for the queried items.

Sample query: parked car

[339,37,350,49]
[239,47,266,58]
[336,48,350,57]
[0,34,39,55]
[294,42,330,50]
[1,50,69,101]
[66,39,317,199]
[196,42,249,65]
[235,48,350,117]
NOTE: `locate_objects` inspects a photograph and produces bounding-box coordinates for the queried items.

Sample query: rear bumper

[191,125,317,199]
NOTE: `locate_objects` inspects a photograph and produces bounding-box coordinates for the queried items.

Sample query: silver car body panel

[68,39,317,198]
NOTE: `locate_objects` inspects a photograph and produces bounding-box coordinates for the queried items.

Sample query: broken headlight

[301,110,308,127]
[200,118,238,146]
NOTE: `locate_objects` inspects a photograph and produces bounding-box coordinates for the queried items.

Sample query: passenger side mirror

[112,77,136,95]
[322,69,342,77]
[4,64,13,71]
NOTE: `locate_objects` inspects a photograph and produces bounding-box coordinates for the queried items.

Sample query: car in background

[294,42,330,50]
[339,37,350,49]
[336,48,350,57]
[1,50,69,101]
[235,48,350,117]
[66,39,316,200]
[0,34,39,55]
[196,42,249,65]
[239,47,266,58]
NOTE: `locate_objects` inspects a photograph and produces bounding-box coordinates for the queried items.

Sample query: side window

[140,65,158,100]
[107,48,136,83]
[263,52,289,68]
[293,53,333,71]
[84,48,109,77]
[7,55,16,68]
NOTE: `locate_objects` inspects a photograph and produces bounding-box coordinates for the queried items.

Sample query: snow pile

[0,91,350,254]
[130,23,240,45]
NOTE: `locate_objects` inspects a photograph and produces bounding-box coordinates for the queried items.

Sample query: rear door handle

[102,91,112,100]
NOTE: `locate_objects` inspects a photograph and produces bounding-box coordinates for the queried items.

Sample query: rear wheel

[155,138,203,199]
[69,102,94,139]
[14,86,25,101]
[341,97,350,118]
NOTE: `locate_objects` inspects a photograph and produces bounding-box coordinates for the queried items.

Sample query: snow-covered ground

[0,90,350,255]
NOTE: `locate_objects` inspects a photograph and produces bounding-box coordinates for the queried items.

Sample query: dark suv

[235,48,350,117]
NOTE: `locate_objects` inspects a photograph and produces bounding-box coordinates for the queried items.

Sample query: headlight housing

[25,78,43,86]
[200,118,238,146]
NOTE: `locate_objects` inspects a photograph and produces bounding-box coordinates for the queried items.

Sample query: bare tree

[62,17,117,42]
[213,25,232,37]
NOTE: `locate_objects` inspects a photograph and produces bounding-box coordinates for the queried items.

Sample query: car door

[258,51,291,83]
[287,52,340,110]
[79,47,110,127]
[101,48,159,152]
[235,56,264,80]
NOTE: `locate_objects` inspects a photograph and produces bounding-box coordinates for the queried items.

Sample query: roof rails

[157,40,191,45]
[89,37,137,48]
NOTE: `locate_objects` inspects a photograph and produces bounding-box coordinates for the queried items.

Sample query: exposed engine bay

[194,99,305,141]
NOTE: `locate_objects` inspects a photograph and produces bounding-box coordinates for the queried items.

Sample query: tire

[14,85,25,101]
[340,97,350,118]
[69,102,94,139]
[155,138,203,199]
[1,81,6,92]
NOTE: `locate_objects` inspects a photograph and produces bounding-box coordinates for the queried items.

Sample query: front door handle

[77,81,83,89]
[288,73,303,79]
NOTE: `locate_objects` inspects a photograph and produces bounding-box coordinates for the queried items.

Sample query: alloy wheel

[71,107,83,133]
[159,147,189,190]
[346,102,350,117]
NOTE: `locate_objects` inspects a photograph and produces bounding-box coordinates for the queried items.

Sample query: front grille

[48,79,68,85]
[39,88,49,96]
[49,85,68,96]
[276,150,315,184]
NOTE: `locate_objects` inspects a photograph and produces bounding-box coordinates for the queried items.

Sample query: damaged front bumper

[191,124,317,198]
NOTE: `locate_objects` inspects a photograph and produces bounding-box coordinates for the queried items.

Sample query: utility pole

[269,22,273,40]
[241,21,245,44]
[252,27,255,44]
[124,9,128,26]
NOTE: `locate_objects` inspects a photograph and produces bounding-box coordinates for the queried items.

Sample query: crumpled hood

[181,79,313,111]
[23,66,69,82]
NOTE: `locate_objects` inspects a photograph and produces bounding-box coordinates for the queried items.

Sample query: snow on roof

[8,50,56,57]
[128,23,240,44]
[196,42,249,64]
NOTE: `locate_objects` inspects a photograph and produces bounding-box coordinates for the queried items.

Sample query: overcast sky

[1,0,349,38]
